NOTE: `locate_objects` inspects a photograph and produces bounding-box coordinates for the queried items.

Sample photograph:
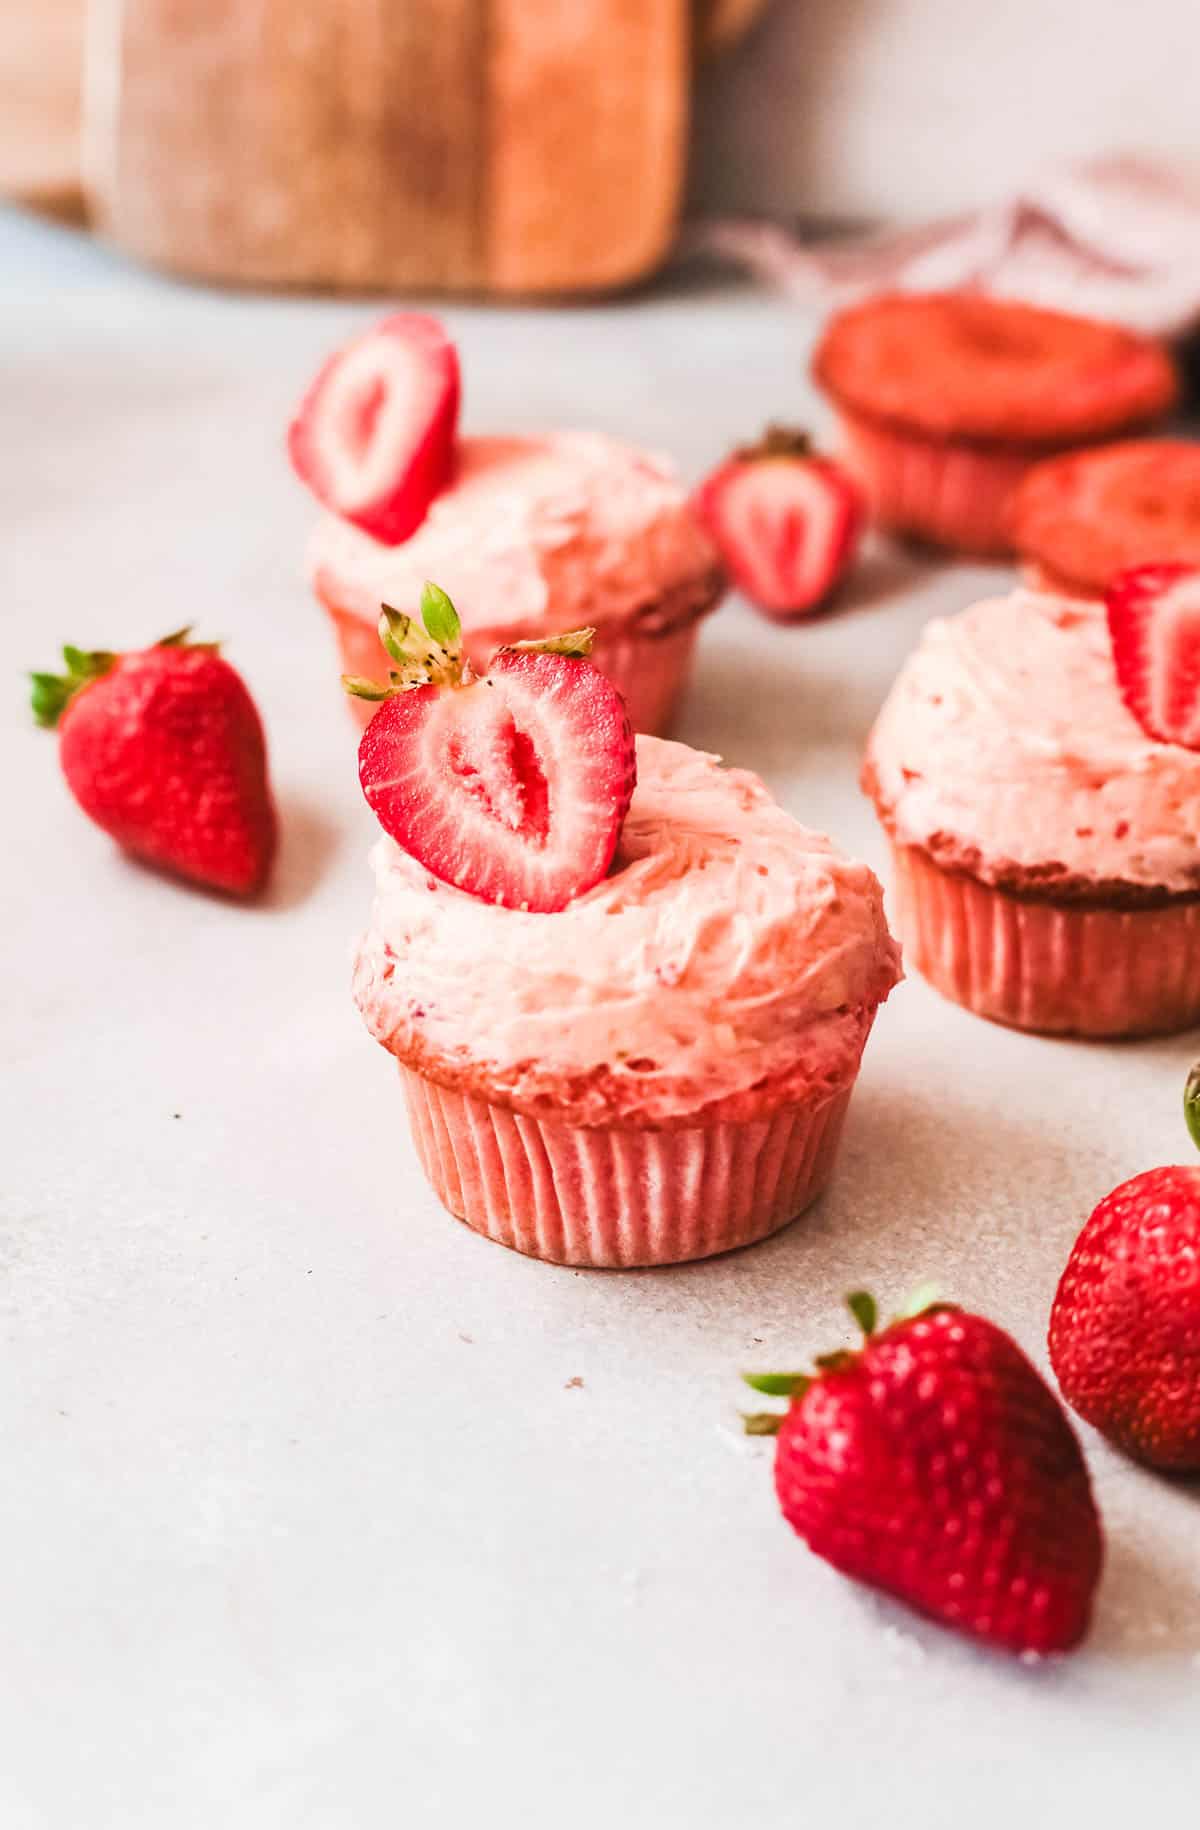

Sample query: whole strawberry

[32,631,277,896]
[694,425,864,619]
[1048,1069,1200,1472]
[746,1293,1103,1655]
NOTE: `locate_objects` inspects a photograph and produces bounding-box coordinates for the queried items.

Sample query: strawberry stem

[1185,1063,1200,1153]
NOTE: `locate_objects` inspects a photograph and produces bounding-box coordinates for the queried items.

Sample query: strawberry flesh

[288,313,460,544]
[357,648,636,911]
[1107,561,1200,748]
[696,448,863,618]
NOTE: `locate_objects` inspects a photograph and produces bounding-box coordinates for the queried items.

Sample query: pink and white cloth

[696,155,1200,340]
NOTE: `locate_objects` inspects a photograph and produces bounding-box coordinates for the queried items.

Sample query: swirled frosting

[309,433,719,644]
[353,735,900,1127]
[865,589,1200,897]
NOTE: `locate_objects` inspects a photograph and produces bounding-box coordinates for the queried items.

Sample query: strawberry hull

[399,1066,855,1268]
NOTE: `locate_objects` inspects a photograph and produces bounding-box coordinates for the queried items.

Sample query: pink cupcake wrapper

[399,1067,856,1267]
[325,597,702,736]
[891,841,1200,1037]
[837,411,1038,556]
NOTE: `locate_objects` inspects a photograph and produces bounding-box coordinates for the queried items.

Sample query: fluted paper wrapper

[892,842,1200,1038]
[398,1069,857,1267]
[837,413,1035,556]
[327,598,701,737]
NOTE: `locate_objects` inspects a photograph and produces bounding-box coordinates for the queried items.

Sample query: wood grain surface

[5,0,771,289]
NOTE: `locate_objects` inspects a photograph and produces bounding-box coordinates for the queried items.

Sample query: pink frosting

[353,735,900,1126]
[867,589,1200,894]
[309,432,718,641]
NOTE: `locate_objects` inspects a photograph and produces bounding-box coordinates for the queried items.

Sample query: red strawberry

[695,425,864,619]
[346,583,635,911]
[1106,561,1200,748]
[745,1293,1103,1655]
[288,314,460,544]
[1049,1069,1200,1472]
[31,632,277,897]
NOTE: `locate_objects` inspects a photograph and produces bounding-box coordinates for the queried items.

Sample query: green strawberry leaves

[30,644,118,728]
[743,1371,812,1398]
[419,580,461,649]
[846,1290,878,1337]
[342,584,599,707]
[343,582,467,703]
[31,629,223,729]
[741,1288,948,1436]
[503,628,597,659]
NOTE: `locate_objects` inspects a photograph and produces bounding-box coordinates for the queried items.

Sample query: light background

[692,0,1200,219]
[5,207,1200,1829]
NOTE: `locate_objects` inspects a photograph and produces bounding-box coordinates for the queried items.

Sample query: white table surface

[5,210,1200,1829]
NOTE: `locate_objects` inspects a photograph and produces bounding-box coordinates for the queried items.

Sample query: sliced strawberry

[695,427,864,619]
[349,586,636,911]
[1106,562,1200,748]
[287,314,460,544]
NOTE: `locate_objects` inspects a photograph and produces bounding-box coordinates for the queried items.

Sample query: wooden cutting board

[0,0,85,220]
[2,0,768,293]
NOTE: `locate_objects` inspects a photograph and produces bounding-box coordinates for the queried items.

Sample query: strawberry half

[695,426,864,619]
[1106,561,1200,748]
[745,1291,1103,1656]
[287,314,460,544]
[31,631,276,896]
[346,584,636,911]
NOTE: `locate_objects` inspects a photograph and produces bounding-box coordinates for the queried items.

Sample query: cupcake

[1013,439,1200,597]
[348,586,900,1267]
[812,293,1177,557]
[288,313,723,735]
[863,587,1200,1038]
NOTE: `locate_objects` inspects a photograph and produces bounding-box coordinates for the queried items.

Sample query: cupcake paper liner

[837,411,1037,557]
[891,841,1200,1038]
[399,1066,857,1267]
[324,593,702,737]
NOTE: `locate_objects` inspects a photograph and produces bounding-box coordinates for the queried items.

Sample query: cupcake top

[309,432,720,645]
[354,734,901,1128]
[1013,440,1200,597]
[813,293,1177,447]
[864,589,1200,901]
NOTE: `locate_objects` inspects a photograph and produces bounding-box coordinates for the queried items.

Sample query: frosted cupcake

[288,313,722,735]
[812,293,1177,557]
[347,585,900,1266]
[1013,439,1200,598]
[863,587,1200,1037]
